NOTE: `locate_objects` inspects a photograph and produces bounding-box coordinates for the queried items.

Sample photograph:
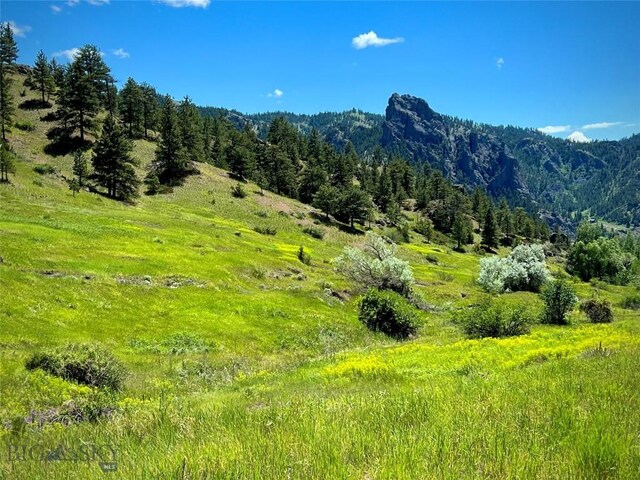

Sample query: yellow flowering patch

[324,356,393,379]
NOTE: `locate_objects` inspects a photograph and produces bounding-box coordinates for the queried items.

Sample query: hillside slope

[1,82,640,479]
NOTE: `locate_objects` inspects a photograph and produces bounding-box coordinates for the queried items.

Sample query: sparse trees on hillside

[0,141,15,182]
[72,150,88,187]
[178,96,205,163]
[140,83,159,139]
[91,115,140,201]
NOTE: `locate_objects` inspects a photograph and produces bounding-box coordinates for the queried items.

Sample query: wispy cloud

[157,0,211,7]
[582,121,623,130]
[112,48,130,59]
[5,21,32,38]
[496,57,505,69]
[538,125,571,135]
[53,48,81,61]
[86,0,109,5]
[51,5,63,13]
[267,89,284,99]
[567,131,591,143]
[352,31,404,49]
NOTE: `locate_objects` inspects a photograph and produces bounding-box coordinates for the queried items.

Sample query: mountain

[202,94,639,227]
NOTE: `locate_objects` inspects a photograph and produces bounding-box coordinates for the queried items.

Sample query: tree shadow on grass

[309,211,365,235]
[19,99,52,111]
[44,129,92,157]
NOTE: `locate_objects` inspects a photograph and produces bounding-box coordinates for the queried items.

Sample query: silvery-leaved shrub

[335,232,414,296]
[478,244,550,293]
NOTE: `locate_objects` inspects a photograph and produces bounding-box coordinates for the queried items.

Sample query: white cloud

[67,0,80,5]
[157,0,211,7]
[51,5,63,13]
[267,89,284,98]
[496,57,504,69]
[538,125,571,134]
[567,131,591,143]
[53,48,81,61]
[112,48,130,59]
[86,0,109,5]
[352,31,404,49]
[582,121,623,130]
[6,21,32,38]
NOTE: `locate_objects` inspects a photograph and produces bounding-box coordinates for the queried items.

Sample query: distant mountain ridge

[199,94,640,227]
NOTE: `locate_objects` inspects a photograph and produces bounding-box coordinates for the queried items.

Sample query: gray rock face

[381,93,528,197]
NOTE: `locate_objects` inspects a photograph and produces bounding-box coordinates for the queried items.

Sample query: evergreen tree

[312,183,339,220]
[496,197,515,238]
[0,140,15,182]
[375,165,393,213]
[149,95,194,185]
[178,96,205,163]
[69,178,81,197]
[263,144,296,196]
[210,116,231,168]
[72,150,88,187]
[0,23,18,142]
[56,45,112,142]
[49,58,65,89]
[482,205,499,247]
[299,164,328,204]
[228,123,257,181]
[140,83,158,139]
[452,212,472,250]
[90,115,140,201]
[337,186,373,228]
[31,50,55,104]
[331,142,357,188]
[119,78,143,138]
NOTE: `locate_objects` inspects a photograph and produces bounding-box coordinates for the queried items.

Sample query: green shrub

[231,183,247,198]
[540,280,578,325]
[14,121,35,132]
[580,299,613,323]
[302,226,325,239]
[297,246,312,266]
[33,164,57,175]
[358,289,418,339]
[25,343,127,390]
[455,297,531,339]
[254,225,277,236]
[620,293,640,310]
[413,216,434,240]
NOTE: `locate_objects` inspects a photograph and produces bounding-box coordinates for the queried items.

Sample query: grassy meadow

[0,81,639,479]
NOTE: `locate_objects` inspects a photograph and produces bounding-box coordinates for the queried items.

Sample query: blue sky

[3,1,639,141]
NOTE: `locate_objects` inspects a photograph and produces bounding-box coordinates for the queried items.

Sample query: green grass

[1,78,639,479]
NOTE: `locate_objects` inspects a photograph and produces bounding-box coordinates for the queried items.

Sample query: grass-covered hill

[1,77,640,479]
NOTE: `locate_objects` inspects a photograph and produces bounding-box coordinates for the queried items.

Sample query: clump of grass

[25,343,127,390]
[297,246,312,266]
[254,225,277,236]
[302,226,325,239]
[33,164,57,175]
[14,121,35,132]
[231,183,247,198]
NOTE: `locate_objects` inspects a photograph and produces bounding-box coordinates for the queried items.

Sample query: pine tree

[312,183,340,220]
[90,115,140,201]
[337,186,373,228]
[31,50,55,104]
[375,166,393,213]
[482,205,499,248]
[264,144,296,196]
[150,96,194,186]
[228,123,257,181]
[0,140,15,182]
[0,23,18,66]
[57,45,112,142]
[69,178,81,197]
[49,58,65,89]
[452,212,472,251]
[0,23,18,142]
[299,164,328,204]
[72,150,88,186]
[178,96,204,163]
[140,83,158,139]
[119,78,143,138]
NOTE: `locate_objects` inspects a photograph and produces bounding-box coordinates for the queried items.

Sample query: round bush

[358,289,418,339]
[25,343,127,390]
[580,299,614,323]
[455,297,531,339]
